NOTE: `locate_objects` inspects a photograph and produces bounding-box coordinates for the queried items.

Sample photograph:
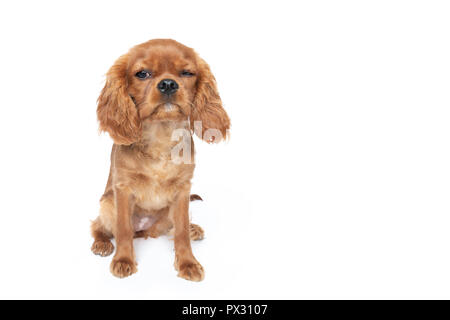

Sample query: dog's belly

[128,158,194,231]
[132,184,175,232]
[132,214,157,232]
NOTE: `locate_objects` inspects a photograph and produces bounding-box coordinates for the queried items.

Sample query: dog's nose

[157,79,179,95]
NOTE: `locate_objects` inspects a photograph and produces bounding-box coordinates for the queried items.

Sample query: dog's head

[97,39,230,145]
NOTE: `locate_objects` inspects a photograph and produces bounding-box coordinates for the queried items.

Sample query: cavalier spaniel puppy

[90,39,230,281]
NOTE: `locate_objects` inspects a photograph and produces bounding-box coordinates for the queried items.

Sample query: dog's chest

[129,121,194,211]
[133,159,192,211]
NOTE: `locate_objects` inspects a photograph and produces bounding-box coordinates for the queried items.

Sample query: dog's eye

[135,70,151,79]
[180,70,195,77]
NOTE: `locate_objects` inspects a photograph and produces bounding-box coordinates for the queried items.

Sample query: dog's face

[128,40,198,122]
[97,39,230,145]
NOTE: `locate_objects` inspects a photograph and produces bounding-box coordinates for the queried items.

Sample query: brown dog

[90,39,230,280]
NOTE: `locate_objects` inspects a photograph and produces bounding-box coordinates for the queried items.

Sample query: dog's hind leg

[188,223,205,241]
[187,194,204,240]
[91,217,114,257]
[166,223,204,241]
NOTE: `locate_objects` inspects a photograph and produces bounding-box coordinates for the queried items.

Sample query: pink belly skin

[132,215,157,232]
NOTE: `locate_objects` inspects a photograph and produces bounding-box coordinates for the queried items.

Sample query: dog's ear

[191,57,230,143]
[97,54,141,145]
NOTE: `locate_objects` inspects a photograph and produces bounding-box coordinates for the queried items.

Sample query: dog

[90,39,230,281]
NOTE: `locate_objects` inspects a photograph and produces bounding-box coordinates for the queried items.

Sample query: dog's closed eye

[180,70,195,77]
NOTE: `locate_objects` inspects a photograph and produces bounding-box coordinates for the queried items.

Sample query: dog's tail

[190,194,203,202]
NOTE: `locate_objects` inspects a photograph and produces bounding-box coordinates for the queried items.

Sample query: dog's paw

[176,260,204,282]
[110,257,137,278]
[91,240,114,257]
[189,223,204,241]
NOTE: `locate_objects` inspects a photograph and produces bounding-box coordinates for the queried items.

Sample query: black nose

[157,79,179,95]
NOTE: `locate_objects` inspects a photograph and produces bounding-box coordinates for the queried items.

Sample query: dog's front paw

[91,240,114,257]
[110,257,137,278]
[176,260,204,282]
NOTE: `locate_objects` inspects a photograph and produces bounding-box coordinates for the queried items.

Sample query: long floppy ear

[97,54,141,145]
[191,57,230,143]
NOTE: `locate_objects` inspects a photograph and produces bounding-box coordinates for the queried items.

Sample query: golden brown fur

[91,39,230,280]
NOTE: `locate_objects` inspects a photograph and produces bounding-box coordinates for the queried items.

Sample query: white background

[0,0,449,299]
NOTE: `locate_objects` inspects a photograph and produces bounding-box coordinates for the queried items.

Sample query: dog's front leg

[171,188,204,281]
[110,187,137,278]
